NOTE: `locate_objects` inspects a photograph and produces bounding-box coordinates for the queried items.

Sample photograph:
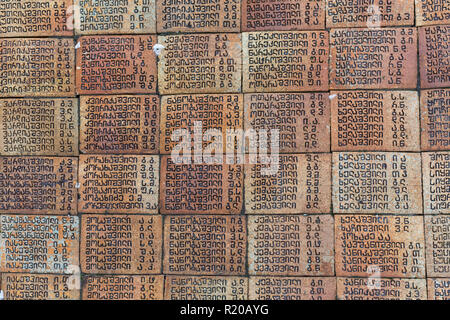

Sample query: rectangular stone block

[78,155,159,214]
[337,277,427,300]
[245,154,331,214]
[164,276,248,300]
[416,0,450,26]
[330,28,417,90]
[0,38,75,97]
[82,275,164,300]
[0,215,79,273]
[75,0,156,35]
[248,215,334,276]
[76,35,157,95]
[419,25,450,89]
[326,0,415,28]
[157,0,240,33]
[425,215,450,277]
[335,215,426,278]
[158,34,241,95]
[420,89,450,151]
[249,276,336,300]
[160,94,243,155]
[80,95,159,154]
[80,215,162,274]
[331,91,420,152]
[427,278,450,300]
[163,215,246,275]
[244,93,331,153]
[243,0,325,31]
[332,152,423,214]
[243,31,329,92]
[422,152,450,214]
[0,157,77,214]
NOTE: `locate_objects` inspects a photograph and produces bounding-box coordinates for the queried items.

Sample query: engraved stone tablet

[78,155,159,214]
[249,276,336,300]
[332,152,423,214]
[330,28,417,90]
[163,215,246,275]
[420,89,450,151]
[157,0,240,33]
[245,154,331,214]
[248,215,334,276]
[244,93,331,153]
[427,278,450,300]
[425,215,450,277]
[76,35,157,95]
[0,38,75,97]
[416,0,450,26]
[164,276,248,300]
[243,31,329,92]
[0,215,79,273]
[80,95,159,154]
[82,275,164,300]
[0,157,77,214]
[75,0,156,35]
[335,215,426,278]
[243,0,325,31]
[81,215,162,274]
[1,273,80,300]
[158,34,241,95]
[331,91,420,152]
[422,152,450,214]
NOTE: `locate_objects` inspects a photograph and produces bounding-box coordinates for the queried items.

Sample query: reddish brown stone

[243,31,329,93]
[419,25,450,89]
[0,38,75,97]
[80,215,162,274]
[248,215,334,276]
[82,275,164,300]
[76,35,157,95]
[335,215,426,278]
[332,152,423,214]
[164,276,248,300]
[244,93,331,153]
[243,0,325,31]
[245,154,331,214]
[331,91,420,152]
[416,0,450,26]
[330,28,417,90]
[249,276,336,300]
[80,95,159,154]
[425,215,450,277]
[427,278,450,300]
[420,89,450,151]
[337,277,427,300]
[78,155,159,214]
[163,215,246,275]
[422,152,450,214]
[0,215,79,273]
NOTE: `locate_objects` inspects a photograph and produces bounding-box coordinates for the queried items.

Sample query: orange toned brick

[427,278,450,300]
[416,0,450,26]
[422,152,450,214]
[420,89,450,151]
[425,215,450,277]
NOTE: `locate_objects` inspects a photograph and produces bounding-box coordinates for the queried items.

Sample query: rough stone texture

[425,215,450,277]
[416,0,450,26]
[422,152,450,214]
[427,278,450,300]
[420,89,450,151]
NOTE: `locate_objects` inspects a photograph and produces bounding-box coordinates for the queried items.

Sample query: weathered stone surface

[0,215,79,273]
[248,215,334,276]
[160,94,243,155]
[244,93,330,153]
[164,276,248,300]
[157,0,240,33]
[78,155,159,214]
[81,215,162,274]
[243,31,329,92]
[330,28,417,90]
[76,35,157,94]
[335,215,426,278]
[243,0,325,31]
[75,0,156,35]
[416,0,450,26]
[337,277,427,300]
[80,95,159,154]
[332,152,423,214]
[419,25,450,89]
[331,91,420,152]
[163,215,246,275]
[427,278,450,300]
[420,89,450,151]
[249,276,336,300]
[425,215,450,277]
[422,152,450,214]
[0,157,77,214]
[326,0,415,28]
[82,275,164,300]
[0,38,75,97]
[245,154,331,214]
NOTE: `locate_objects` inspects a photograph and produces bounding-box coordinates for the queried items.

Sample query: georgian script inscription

[416,0,450,26]
[427,278,450,300]
[420,89,450,151]
[422,152,450,214]
[425,215,450,277]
